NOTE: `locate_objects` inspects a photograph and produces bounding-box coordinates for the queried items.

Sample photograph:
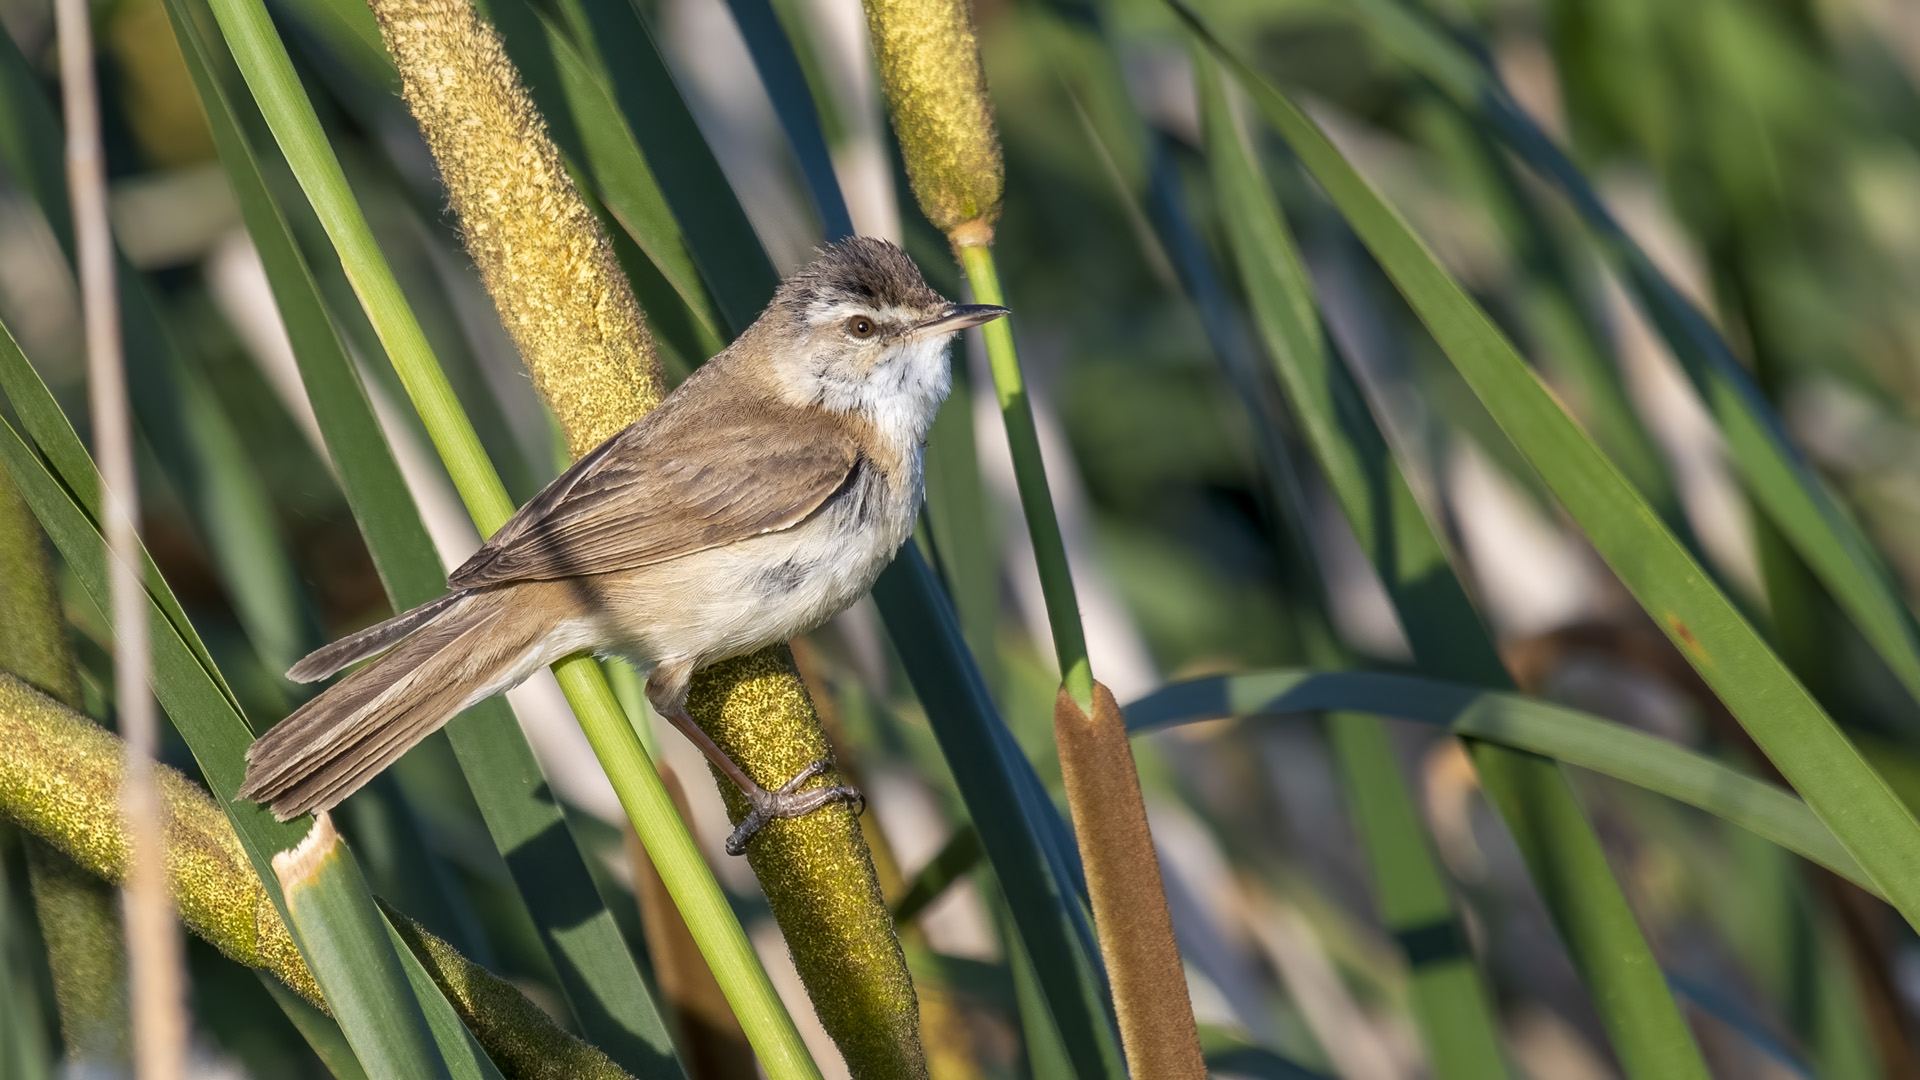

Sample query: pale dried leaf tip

[271,811,339,890]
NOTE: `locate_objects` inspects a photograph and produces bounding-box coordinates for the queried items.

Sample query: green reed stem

[196,0,816,1071]
[956,243,1094,709]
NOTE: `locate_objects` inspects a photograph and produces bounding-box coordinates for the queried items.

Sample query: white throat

[808,333,954,448]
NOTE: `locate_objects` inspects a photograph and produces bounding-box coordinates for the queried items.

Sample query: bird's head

[754,237,1007,439]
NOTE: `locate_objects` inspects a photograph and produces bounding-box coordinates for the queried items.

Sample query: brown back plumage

[448,379,863,590]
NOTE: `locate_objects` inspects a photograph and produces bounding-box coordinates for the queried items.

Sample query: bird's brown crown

[776,236,944,316]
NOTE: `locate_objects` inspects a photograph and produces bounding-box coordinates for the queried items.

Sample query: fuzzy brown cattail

[1054,684,1205,1077]
[367,0,926,1073]
[862,0,1003,244]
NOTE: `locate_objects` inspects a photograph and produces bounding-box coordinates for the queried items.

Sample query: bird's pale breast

[584,441,921,670]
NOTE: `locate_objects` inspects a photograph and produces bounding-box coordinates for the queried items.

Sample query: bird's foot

[724,759,865,856]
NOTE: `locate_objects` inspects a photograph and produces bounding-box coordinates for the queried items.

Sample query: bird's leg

[645,661,864,856]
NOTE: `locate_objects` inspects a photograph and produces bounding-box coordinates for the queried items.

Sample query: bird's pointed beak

[914,303,1010,337]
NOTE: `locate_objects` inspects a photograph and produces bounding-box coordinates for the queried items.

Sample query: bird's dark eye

[847,316,876,339]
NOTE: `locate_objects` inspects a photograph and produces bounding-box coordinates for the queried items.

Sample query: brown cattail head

[368,0,664,456]
[1053,681,1205,1078]
[863,0,1003,242]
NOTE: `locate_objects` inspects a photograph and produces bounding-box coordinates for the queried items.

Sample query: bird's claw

[724,759,865,856]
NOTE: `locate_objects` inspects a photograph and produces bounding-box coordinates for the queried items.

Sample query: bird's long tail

[240,586,557,819]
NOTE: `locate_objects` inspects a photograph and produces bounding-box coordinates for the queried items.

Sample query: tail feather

[286,591,467,683]
[241,587,556,819]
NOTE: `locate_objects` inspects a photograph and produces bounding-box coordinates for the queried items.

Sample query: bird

[239,237,1008,854]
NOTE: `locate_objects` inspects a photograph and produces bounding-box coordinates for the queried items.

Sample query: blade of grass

[873,551,1125,1079]
[1125,669,1868,893]
[1114,41,1516,1076]
[1354,0,1920,725]
[160,0,686,1067]
[258,974,372,1080]
[273,817,454,1080]
[1411,101,1691,548]
[1027,35,1516,1075]
[194,0,816,1069]
[1190,44,1710,1079]
[1184,1,1920,935]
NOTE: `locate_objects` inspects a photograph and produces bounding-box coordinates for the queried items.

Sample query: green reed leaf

[1351,0,1920,727]
[1184,0,1920,951]
[1127,669,1868,894]
[1188,40,1712,1079]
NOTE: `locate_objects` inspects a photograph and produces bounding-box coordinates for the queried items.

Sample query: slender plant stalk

[626,767,756,1080]
[195,0,822,1072]
[862,0,1201,1068]
[959,242,1201,1074]
[52,3,187,1074]
[953,245,1094,707]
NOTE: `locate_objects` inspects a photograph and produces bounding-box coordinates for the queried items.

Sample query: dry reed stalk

[52,0,187,1070]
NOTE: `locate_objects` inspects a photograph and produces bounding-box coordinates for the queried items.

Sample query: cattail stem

[625,766,756,1080]
[863,2,1205,1065]
[955,243,1094,708]
[53,0,187,1071]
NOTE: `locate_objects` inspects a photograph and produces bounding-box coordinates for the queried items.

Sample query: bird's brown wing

[448,405,861,589]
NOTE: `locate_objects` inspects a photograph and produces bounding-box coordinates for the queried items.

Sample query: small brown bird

[240,238,1006,853]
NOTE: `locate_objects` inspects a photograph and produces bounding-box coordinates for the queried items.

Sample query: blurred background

[4,0,1920,1075]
